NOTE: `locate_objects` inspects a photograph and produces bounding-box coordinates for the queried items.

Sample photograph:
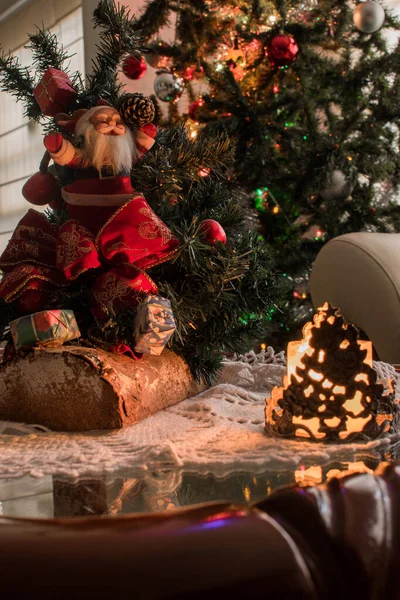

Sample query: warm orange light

[326,461,374,480]
[309,369,323,381]
[295,465,322,485]
[287,326,314,383]
[304,385,314,397]
[267,303,378,441]
[243,486,251,503]
[332,385,346,395]
[355,373,369,383]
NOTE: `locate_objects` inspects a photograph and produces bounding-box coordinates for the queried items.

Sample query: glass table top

[0,441,397,519]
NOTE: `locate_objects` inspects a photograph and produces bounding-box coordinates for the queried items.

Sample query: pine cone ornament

[118,93,155,128]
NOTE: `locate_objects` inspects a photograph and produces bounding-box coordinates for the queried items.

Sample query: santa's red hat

[55,100,112,134]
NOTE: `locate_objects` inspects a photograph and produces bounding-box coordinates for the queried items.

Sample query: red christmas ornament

[122,55,147,80]
[188,99,204,121]
[198,167,211,177]
[181,65,204,81]
[22,171,62,206]
[200,219,227,246]
[267,35,299,67]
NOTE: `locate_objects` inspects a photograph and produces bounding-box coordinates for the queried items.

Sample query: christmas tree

[134,0,400,346]
[0,0,281,384]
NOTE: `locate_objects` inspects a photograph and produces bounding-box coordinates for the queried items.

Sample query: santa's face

[75,107,137,173]
[89,107,126,136]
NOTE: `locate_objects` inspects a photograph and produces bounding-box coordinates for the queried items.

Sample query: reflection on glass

[0,444,392,520]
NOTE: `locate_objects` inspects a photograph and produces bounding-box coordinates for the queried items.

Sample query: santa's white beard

[76,123,137,174]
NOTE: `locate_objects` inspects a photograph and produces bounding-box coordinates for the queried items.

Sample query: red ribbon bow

[0,197,179,323]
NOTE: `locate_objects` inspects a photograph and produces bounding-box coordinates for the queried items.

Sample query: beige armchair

[310,232,400,364]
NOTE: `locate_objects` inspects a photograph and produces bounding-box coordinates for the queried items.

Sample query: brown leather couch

[0,463,399,598]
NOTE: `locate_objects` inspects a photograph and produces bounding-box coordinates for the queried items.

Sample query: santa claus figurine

[43,97,157,235]
[0,95,179,341]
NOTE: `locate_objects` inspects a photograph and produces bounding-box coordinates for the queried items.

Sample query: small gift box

[134,295,176,355]
[10,310,80,350]
[34,68,76,117]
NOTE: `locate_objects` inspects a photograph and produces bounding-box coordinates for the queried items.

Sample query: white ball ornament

[353,1,385,34]
[154,70,184,102]
[320,170,353,202]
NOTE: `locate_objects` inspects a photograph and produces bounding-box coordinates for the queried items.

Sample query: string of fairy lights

[120,0,390,345]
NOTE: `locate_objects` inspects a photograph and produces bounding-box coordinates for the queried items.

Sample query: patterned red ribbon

[0,198,179,324]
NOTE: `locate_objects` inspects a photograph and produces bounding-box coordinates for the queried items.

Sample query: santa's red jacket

[49,122,158,235]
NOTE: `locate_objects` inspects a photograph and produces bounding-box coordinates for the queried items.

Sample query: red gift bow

[0,197,179,323]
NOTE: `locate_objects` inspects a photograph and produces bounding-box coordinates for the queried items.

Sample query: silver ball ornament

[353,1,385,33]
[154,71,184,102]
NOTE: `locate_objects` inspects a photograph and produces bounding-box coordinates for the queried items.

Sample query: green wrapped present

[134,295,175,355]
[10,310,80,350]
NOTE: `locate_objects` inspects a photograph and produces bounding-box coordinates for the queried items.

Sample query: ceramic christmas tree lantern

[265,303,400,442]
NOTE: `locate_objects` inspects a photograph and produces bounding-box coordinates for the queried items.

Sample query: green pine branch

[0,51,41,120]
[28,28,72,75]
[132,0,171,38]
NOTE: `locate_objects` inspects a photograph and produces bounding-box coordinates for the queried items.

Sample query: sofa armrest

[310,232,400,363]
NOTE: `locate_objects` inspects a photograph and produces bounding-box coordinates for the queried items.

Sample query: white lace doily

[0,347,398,479]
